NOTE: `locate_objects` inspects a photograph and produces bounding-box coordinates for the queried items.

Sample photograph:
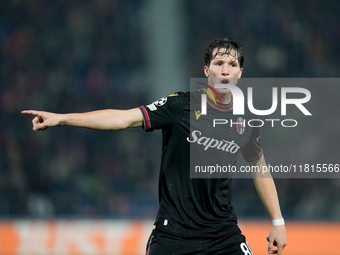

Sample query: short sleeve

[242,127,263,163]
[139,93,181,132]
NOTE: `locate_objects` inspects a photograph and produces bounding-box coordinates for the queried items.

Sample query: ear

[238,68,243,79]
[204,65,209,77]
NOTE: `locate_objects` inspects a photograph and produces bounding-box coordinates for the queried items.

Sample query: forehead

[211,48,239,63]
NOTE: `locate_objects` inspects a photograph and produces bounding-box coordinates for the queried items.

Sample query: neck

[207,89,232,105]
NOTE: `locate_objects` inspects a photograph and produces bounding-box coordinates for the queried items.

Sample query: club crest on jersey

[236,117,245,135]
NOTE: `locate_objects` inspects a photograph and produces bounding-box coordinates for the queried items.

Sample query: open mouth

[221,79,229,84]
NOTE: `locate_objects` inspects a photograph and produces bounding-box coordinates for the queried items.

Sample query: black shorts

[145,225,253,255]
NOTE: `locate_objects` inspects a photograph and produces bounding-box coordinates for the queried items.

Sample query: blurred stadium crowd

[1,0,340,221]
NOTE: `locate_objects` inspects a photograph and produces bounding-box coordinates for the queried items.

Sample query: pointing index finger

[21,110,39,116]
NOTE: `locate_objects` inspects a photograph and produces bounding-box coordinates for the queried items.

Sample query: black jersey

[139,91,262,238]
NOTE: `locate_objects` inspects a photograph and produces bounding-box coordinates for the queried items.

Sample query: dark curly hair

[204,38,244,68]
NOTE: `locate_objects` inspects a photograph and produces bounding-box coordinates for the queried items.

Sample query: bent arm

[251,155,287,254]
[21,108,144,131]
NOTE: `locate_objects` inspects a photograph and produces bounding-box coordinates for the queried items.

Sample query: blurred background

[1,0,340,254]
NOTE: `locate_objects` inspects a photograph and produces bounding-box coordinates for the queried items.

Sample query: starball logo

[199,83,312,128]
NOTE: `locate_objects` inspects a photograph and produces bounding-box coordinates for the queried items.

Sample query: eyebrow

[212,56,239,65]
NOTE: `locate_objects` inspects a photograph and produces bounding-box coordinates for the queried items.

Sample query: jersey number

[240,242,253,255]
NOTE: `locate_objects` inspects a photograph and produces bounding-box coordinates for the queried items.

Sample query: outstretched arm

[251,155,287,255]
[21,108,144,131]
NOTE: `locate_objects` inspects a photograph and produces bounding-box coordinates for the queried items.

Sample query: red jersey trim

[246,149,263,163]
[139,106,151,131]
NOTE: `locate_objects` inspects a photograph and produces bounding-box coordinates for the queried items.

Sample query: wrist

[58,114,66,126]
[272,218,285,226]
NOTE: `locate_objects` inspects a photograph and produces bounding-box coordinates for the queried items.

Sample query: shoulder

[146,91,199,111]
[169,91,202,103]
[170,91,202,109]
[162,91,191,107]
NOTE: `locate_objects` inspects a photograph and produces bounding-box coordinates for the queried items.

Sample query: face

[204,48,243,94]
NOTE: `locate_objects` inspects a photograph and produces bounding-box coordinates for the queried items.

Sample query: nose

[221,64,229,76]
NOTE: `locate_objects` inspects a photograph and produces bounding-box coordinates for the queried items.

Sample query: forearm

[251,156,283,220]
[60,109,142,130]
[253,174,282,220]
[251,155,287,254]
